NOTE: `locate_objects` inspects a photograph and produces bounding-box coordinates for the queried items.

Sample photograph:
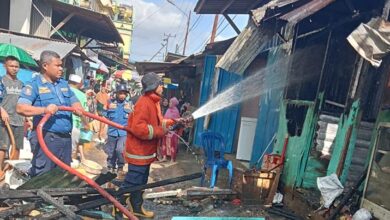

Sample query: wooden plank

[265,167,282,206]
[76,172,202,210]
[37,189,80,220]
[50,12,75,36]
[186,188,237,199]
[144,189,182,199]
[0,173,201,201]
[0,188,96,200]
[223,13,241,34]
[336,126,353,177]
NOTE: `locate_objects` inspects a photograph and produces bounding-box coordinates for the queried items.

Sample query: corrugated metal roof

[0,32,76,60]
[194,0,268,14]
[135,62,194,75]
[47,0,123,43]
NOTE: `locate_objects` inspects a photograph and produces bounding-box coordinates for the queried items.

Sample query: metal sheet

[249,47,289,167]
[30,0,52,38]
[0,32,76,60]
[279,0,335,23]
[347,18,390,67]
[193,55,242,153]
[194,0,267,14]
[135,61,194,75]
[193,55,217,147]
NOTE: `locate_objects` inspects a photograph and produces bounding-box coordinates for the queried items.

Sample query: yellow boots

[112,197,154,218]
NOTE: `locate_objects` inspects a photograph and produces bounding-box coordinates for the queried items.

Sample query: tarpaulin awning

[347,17,390,67]
[114,69,141,81]
[164,83,179,90]
[90,57,109,74]
[0,32,76,60]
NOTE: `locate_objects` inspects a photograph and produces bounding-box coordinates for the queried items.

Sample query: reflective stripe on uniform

[147,124,154,140]
[125,152,157,160]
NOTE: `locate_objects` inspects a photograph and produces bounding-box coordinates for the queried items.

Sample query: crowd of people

[0,50,193,218]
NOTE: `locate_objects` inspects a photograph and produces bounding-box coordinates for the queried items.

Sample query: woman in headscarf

[160,97,180,162]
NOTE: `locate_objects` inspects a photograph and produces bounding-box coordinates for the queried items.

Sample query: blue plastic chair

[200,131,233,188]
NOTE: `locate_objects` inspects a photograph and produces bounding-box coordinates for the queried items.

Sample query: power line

[216,15,237,36]
[191,17,226,53]
[189,15,202,32]
[134,2,168,28]
[166,0,187,16]
[190,15,238,54]
[149,44,165,61]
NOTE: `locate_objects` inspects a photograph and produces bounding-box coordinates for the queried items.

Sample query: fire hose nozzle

[169,115,194,131]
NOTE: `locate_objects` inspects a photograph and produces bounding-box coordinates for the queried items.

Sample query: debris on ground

[267,207,304,220]
[352,208,372,220]
[0,169,202,219]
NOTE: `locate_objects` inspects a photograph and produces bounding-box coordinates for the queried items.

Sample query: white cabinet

[236,117,258,161]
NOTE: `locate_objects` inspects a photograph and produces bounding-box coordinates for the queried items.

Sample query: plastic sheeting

[317,173,344,208]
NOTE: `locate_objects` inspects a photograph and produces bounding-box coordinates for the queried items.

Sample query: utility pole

[175,44,180,54]
[163,33,176,60]
[182,10,191,55]
[209,14,219,44]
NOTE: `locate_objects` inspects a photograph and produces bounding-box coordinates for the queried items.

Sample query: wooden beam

[37,189,80,220]
[81,38,94,49]
[220,0,235,14]
[50,12,75,37]
[223,14,240,34]
[0,173,202,202]
[76,172,202,210]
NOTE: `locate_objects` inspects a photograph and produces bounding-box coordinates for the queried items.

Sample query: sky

[118,0,248,62]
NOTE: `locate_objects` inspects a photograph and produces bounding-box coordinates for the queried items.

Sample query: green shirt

[70,87,88,129]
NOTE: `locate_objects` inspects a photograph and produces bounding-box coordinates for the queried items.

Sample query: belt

[47,132,71,138]
[32,130,71,138]
[125,152,156,160]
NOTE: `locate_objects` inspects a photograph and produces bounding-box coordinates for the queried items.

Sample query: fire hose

[37,106,137,220]
[0,121,18,181]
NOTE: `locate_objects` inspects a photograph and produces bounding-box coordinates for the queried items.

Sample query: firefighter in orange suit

[119,72,176,218]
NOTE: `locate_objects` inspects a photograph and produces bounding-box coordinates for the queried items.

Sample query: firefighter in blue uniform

[103,84,132,179]
[16,51,84,177]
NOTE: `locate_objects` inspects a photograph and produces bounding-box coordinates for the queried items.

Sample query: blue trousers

[28,131,72,177]
[104,135,125,169]
[121,164,150,208]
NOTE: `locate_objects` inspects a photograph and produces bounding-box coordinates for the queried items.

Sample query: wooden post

[50,13,75,36]
[210,14,219,43]
[182,10,191,55]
